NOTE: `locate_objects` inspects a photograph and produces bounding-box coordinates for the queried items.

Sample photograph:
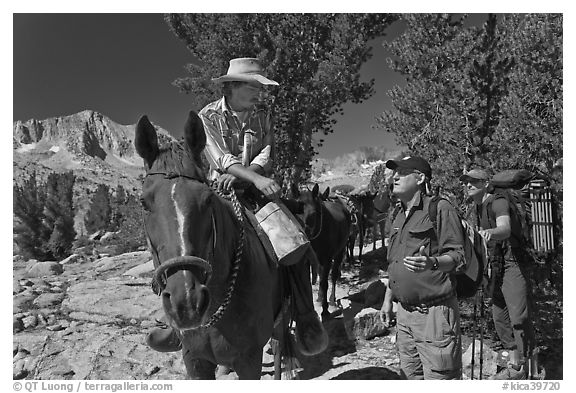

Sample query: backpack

[390,196,488,299]
[429,197,488,299]
[487,169,536,261]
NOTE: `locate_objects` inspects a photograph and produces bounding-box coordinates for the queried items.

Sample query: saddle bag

[255,201,311,266]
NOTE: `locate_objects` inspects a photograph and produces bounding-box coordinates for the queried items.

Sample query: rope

[200,187,245,328]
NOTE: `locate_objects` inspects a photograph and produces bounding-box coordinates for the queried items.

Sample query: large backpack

[487,169,536,261]
[391,196,488,299]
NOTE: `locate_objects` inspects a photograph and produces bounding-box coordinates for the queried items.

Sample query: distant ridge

[13,110,174,188]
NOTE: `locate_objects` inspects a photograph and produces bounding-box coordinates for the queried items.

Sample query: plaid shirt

[199,97,274,180]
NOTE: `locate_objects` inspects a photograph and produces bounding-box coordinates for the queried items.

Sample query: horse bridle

[306,195,324,241]
[142,170,244,329]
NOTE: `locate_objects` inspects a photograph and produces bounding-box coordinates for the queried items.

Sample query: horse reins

[141,171,245,329]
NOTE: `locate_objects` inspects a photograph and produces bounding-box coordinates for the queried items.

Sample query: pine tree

[84,184,111,235]
[13,172,48,259]
[14,171,76,260]
[375,13,562,204]
[43,172,76,259]
[108,185,127,232]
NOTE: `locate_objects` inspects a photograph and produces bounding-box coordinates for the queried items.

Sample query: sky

[12,13,412,159]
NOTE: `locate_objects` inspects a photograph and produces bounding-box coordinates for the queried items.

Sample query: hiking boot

[492,364,527,380]
[294,311,329,356]
[146,325,182,352]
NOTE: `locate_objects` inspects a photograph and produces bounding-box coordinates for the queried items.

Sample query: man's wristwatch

[430,257,440,271]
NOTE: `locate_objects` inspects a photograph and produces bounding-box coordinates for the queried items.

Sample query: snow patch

[16,143,37,153]
[49,145,60,153]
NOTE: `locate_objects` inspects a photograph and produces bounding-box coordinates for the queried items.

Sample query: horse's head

[291,183,323,239]
[135,112,230,331]
[349,191,377,227]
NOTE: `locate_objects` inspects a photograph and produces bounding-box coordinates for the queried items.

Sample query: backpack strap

[484,193,507,229]
[428,195,443,233]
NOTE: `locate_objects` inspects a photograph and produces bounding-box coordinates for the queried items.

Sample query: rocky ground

[12,246,401,380]
[14,241,558,381]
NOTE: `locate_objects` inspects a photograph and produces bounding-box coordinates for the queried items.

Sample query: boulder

[33,292,66,308]
[100,231,118,242]
[60,254,81,265]
[26,262,63,278]
[363,280,386,308]
[123,260,154,277]
[461,339,499,379]
[347,307,389,340]
[13,291,37,314]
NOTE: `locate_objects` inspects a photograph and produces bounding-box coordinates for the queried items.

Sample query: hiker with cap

[146,57,328,358]
[461,168,535,380]
[379,156,465,380]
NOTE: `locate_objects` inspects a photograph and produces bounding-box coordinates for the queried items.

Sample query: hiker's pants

[396,296,462,380]
[491,257,535,362]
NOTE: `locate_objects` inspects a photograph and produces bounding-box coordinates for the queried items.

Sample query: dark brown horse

[135,111,288,379]
[344,192,376,263]
[291,183,351,318]
[369,190,393,250]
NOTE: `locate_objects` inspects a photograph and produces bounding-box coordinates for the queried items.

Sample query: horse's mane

[152,141,207,182]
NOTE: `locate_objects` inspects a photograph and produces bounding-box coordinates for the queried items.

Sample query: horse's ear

[135,115,159,168]
[184,111,206,156]
[321,187,330,200]
[312,183,319,198]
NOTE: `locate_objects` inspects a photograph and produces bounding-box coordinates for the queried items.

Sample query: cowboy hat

[212,58,279,85]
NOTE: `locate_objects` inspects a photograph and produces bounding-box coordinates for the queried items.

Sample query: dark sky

[13,13,486,159]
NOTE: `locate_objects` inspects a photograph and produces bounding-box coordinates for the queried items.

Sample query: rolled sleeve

[436,200,466,272]
[250,144,271,170]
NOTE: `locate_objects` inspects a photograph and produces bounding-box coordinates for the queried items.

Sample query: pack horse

[135,111,288,379]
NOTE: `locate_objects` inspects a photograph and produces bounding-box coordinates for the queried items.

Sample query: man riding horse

[146,57,328,359]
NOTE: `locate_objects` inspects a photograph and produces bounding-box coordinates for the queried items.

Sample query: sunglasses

[394,168,422,177]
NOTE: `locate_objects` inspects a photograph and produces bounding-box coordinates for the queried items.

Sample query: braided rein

[199,187,245,329]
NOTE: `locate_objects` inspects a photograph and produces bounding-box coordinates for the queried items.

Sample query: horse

[291,183,351,318]
[369,190,393,250]
[344,192,376,263]
[135,111,291,379]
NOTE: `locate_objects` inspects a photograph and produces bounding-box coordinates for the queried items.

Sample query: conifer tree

[84,184,111,234]
[375,13,562,203]
[43,172,76,259]
[13,172,48,259]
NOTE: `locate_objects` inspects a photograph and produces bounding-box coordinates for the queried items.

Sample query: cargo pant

[491,256,535,363]
[396,296,462,379]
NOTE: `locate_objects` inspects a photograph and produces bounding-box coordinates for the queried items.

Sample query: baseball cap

[459,169,490,183]
[385,156,432,179]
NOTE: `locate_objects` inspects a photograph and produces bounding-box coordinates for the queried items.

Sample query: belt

[401,292,454,314]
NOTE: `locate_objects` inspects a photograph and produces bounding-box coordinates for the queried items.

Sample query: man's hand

[215,173,237,192]
[403,246,433,273]
[379,290,395,327]
[254,177,281,200]
[479,229,492,243]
